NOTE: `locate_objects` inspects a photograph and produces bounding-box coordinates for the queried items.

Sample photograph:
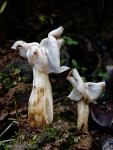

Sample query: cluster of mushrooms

[11,26,105,133]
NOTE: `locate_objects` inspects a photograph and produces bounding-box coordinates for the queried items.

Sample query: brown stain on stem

[39,87,44,96]
[28,109,46,127]
[33,87,44,106]
[29,87,46,127]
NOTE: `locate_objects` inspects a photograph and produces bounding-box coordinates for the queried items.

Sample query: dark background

[0,0,113,44]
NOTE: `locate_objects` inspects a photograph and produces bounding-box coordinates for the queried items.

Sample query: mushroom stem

[77,99,89,133]
[11,27,69,127]
[28,67,53,127]
[67,68,105,133]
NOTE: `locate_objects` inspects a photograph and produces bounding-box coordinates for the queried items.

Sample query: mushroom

[11,26,69,127]
[67,68,105,133]
[11,41,39,58]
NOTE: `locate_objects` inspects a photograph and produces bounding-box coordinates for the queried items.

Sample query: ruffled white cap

[11,26,69,73]
[67,68,105,103]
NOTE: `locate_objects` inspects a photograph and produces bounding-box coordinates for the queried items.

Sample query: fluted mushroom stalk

[26,45,53,126]
[11,26,69,127]
[67,68,105,133]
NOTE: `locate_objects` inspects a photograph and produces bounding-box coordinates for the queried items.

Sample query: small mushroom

[11,26,69,127]
[67,68,105,133]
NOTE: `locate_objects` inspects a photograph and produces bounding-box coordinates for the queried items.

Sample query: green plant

[0,0,7,14]
[0,66,29,92]
[97,70,109,80]
[71,59,79,69]
[63,36,78,45]
[67,134,80,145]
[0,72,14,90]
[43,127,60,139]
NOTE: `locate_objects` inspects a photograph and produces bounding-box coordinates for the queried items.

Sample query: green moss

[0,72,14,90]
[67,134,79,145]
[42,126,61,140]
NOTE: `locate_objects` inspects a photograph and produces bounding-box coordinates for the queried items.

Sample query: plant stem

[77,99,89,133]
[28,67,53,127]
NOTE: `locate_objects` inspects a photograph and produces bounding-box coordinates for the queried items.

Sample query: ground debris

[73,134,92,150]
[0,49,21,69]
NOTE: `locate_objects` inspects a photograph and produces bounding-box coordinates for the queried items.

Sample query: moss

[67,134,79,145]
[0,72,14,93]
[36,126,61,147]
[42,126,61,140]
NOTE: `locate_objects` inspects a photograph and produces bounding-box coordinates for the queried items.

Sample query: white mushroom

[11,26,69,127]
[11,41,39,58]
[67,68,105,133]
[40,26,69,73]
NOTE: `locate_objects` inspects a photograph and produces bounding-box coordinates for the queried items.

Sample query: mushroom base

[77,99,89,133]
[28,67,53,127]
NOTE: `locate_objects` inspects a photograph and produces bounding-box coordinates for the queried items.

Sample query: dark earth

[1,0,113,149]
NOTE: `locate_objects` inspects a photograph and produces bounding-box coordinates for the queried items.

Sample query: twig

[54,97,64,104]
[0,121,18,138]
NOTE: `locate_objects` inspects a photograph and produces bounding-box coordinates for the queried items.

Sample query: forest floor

[0,36,113,150]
